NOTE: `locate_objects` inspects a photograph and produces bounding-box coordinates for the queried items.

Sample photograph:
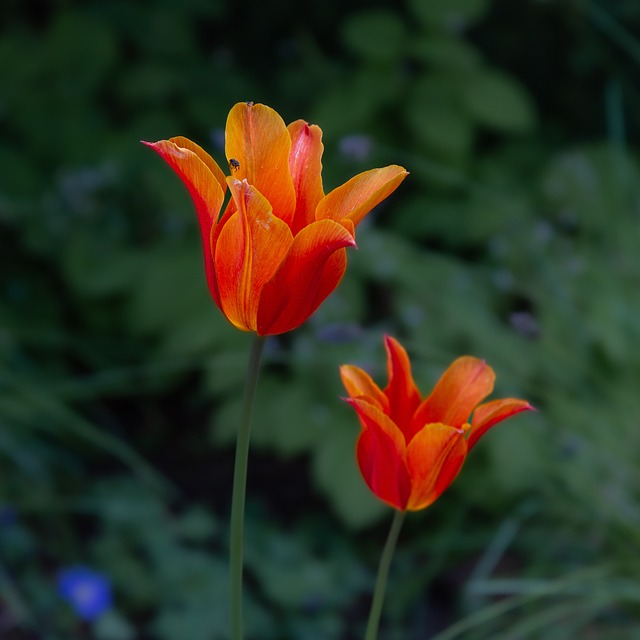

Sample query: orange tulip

[340,336,534,511]
[143,102,408,336]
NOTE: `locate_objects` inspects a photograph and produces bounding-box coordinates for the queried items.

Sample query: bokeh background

[2,0,640,638]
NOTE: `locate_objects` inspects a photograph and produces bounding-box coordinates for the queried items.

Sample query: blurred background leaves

[2,0,640,637]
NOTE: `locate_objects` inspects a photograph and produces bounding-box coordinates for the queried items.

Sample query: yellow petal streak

[412,357,495,430]
[316,165,408,228]
[169,136,228,194]
[339,365,389,413]
[406,424,467,511]
[226,102,296,228]
[215,179,293,331]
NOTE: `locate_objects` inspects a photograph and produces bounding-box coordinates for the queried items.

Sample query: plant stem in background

[365,510,406,640]
[229,335,266,640]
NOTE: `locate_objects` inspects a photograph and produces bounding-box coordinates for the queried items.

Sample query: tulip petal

[348,398,411,511]
[412,357,495,431]
[168,136,228,193]
[226,102,296,228]
[468,398,535,451]
[383,336,421,442]
[143,138,226,305]
[339,365,389,413]
[214,179,293,331]
[406,423,467,511]
[256,220,355,335]
[288,120,325,235]
[315,165,408,228]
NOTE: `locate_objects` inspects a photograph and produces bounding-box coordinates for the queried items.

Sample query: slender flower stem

[230,335,266,640]
[365,510,406,640]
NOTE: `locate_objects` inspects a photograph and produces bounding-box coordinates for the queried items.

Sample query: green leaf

[390,195,473,244]
[202,348,250,395]
[94,611,135,640]
[404,73,473,160]
[45,9,118,95]
[541,144,640,235]
[410,34,482,70]
[341,9,407,62]
[312,427,387,529]
[406,101,473,160]
[171,506,218,542]
[462,69,536,133]
[219,377,331,456]
[246,518,367,615]
[408,0,490,29]
[463,414,544,509]
[312,69,403,141]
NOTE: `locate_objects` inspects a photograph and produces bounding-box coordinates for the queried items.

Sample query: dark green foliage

[2,0,640,637]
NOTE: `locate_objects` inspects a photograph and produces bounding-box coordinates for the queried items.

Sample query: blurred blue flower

[338,134,373,161]
[57,566,112,621]
[315,322,363,344]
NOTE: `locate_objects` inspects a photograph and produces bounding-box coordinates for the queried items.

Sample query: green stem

[230,335,266,640]
[365,510,406,640]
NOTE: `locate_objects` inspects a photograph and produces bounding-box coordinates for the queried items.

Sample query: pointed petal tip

[386,166,409,181]
[339,219,356,244]
[141,139,172,149]
[341,393,385,414]
[466,397,535,451]
[339,364,358,380]
[342,395,361,407]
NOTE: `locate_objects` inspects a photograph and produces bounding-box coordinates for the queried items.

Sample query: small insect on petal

[229,158,241,172]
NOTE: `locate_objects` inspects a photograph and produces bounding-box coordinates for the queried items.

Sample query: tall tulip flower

[341,336,534,511]
[144,103,407,640]
[143,102,408,336]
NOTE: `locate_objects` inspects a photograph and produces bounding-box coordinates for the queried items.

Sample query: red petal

[287,120,325,235]
[256,220,355,335]
[214,179,293,331]
[339,365,389,413]
[315,165,408,228]
[348,399,411,511]
[412,357,495,431]
[467,398,535,451]
[383,337,422,442]
[225,102,296,228]
[143,138,226,305]
[406,423,467,511]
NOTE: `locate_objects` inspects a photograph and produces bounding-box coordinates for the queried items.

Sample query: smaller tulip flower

[340,336,534,511]
[143,102,407,336]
